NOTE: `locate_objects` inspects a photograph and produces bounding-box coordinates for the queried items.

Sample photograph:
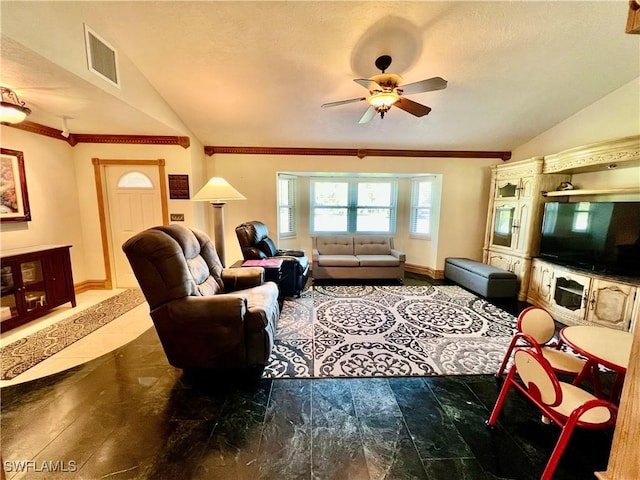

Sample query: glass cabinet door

[492,205,515,247]
[20,260,47,312]
[496,181,519,199]
[1,265,18,322]
[553,276,586,311]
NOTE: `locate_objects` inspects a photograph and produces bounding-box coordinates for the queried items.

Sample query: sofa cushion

[315,236,354,255]
[357,255,400,267]
[354,236,392,255]
[318,254,360,267]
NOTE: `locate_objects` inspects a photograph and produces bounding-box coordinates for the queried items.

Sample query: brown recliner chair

[122,224,279,371]
[235,221,310,297]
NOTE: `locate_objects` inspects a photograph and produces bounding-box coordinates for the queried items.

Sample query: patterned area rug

[263,284,517,378]
[0,289,145,380]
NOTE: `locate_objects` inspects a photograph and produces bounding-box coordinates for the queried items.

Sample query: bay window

[310,178,397,234]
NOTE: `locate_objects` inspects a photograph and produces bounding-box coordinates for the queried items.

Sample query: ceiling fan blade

[358,105,377,124]
[354,78,382,90]
[321,97,366,108]
[400,77,448,95]
[394,97,432,117]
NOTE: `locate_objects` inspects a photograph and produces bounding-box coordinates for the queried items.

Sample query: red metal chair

[496,306,585,378]
[487,348,618,480]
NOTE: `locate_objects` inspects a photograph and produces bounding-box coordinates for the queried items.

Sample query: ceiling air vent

[84,24,120,88]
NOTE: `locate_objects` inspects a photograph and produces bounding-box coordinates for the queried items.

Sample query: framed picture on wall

[0,148,31,222]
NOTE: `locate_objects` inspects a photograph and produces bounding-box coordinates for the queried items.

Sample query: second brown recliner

[235,220,309,297]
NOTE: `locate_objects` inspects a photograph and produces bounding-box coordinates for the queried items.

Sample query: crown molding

[5,121,190,149]
[72,134,190,148]
[204,145,511,160]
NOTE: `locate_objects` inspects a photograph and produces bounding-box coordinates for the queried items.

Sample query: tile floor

[0,276,615,479]
[0,289,152,387]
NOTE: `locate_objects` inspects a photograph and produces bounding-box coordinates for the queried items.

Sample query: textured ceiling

[1,1,638,152]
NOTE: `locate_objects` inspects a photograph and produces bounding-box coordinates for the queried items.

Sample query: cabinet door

[44,251,73,306]
[550,270,591,323]
[528,260,554,307]
[495,179,519,199]
[19,259,47,314]
[509,257,527,280]
[585,280,636,331]
[512,201,531,253]
[487,252,512,272]
[490,203,516,249]
[0,263,20,324]
[518,176,535,200]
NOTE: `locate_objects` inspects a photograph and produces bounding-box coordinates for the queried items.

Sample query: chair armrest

[312,248,320,262]
[277,248,305,257]
[166,294,247,327]
[221,267,264,291]
[391,249,406,262]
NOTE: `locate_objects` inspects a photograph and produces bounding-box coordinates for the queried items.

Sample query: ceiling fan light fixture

[369,91,399,109]
[0,87,31,124]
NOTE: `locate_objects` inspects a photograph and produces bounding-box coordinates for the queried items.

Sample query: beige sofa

[312,235,405,281]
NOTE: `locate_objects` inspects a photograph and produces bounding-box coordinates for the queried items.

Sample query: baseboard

[74,280,110,294]
[405,264,445,280]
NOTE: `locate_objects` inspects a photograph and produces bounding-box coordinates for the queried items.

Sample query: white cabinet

[527,259,638,331]
[484,157,569,300]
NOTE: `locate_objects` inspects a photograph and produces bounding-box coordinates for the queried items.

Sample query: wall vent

[84,24,120,88]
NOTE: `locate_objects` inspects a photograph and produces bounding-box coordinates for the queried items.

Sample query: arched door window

[117,171,153,188]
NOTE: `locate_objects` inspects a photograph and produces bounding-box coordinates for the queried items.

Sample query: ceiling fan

[321,55,447,124]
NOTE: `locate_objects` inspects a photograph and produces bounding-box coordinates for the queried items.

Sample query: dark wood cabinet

[1,245,76,332]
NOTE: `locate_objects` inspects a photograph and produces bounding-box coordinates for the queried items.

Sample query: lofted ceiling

[1,1,638,152]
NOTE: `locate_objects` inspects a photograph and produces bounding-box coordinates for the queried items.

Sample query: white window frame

[410,178,434,238]
[310,178,398,235]
[278,175,296,238]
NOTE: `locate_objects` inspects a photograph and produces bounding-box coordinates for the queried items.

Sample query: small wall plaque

[168,174,190,199]
[170,213,185,222]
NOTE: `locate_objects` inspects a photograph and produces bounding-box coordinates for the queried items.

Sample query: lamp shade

[369,91,399,108]
[192,177,246,203]
[0,87,31,124]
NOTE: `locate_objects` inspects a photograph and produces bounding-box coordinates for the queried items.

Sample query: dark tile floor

[1,276,615,479]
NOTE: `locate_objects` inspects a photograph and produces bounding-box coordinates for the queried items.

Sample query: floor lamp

[192,177,246,266]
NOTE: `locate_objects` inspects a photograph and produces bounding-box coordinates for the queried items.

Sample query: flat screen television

[539,201,640,278]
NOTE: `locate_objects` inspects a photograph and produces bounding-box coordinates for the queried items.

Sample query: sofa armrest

[312,248,320,263]
[221,267,264,291]
[390,249,406,262]
[277,248,305,257]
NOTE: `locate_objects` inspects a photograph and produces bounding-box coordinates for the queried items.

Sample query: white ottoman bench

[444,257,518,298]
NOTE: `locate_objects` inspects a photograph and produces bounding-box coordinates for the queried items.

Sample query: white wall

[71,140,207,281]
[0,127,87,280]
[510,77,640,204]
[0,125,206,285]
[5,77,636,285]
[511,77,640,161]
[208,153,499,271]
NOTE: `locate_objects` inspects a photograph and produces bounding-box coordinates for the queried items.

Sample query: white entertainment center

[483,135,640,332]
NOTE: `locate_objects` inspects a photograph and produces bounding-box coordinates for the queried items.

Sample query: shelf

[556,285,584,296]
[543,187,640,197]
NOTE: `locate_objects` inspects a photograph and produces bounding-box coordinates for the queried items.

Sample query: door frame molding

[92,158,169,289]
